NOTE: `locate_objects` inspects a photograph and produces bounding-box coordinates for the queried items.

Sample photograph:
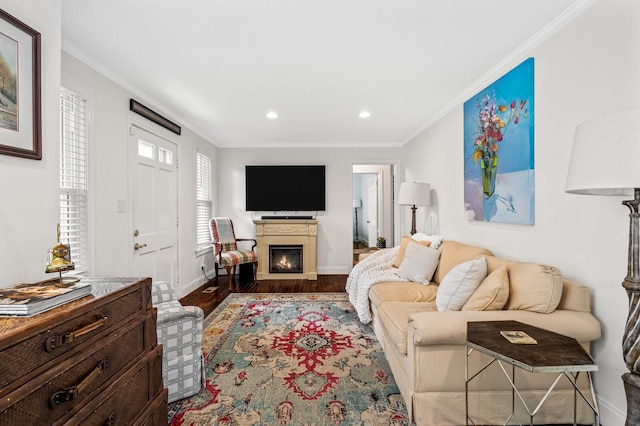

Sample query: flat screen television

[245,165,326,211]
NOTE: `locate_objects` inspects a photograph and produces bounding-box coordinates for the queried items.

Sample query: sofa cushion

[436,257,487,311]
[392,236,432,268]
[506,262,563,313]
[377,301,437,354]
[556,279,592,313]
[397,240,441,284]
[462,265,509,311]
[369,282,438,309]
[433,241,493,284]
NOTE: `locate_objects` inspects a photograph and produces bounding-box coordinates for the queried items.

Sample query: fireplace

[254,219,317,280]
[269,245,303,274]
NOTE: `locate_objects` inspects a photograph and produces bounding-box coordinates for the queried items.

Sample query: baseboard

[597,395,625,425]
[316,266,352,275]
[181,271,212,298]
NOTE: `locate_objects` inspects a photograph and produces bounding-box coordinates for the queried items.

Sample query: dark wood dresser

[0,277,168,425]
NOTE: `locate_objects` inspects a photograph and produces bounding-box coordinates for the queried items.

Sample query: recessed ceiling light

[359,111,371,119]
[266,111,279,119]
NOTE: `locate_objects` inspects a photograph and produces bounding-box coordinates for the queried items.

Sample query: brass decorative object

[45,224,79,285]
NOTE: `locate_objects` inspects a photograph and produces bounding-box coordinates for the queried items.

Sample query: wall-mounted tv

[245,165,326,211]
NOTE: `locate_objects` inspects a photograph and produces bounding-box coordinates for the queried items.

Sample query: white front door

[128,124,178,284]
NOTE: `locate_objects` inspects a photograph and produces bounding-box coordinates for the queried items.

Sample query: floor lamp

[398,182,431,235]
[565,109,640,425]
[353,198,362,242]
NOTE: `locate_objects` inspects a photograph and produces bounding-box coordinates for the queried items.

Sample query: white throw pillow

[397,240,441,284]
[436,257,487,311]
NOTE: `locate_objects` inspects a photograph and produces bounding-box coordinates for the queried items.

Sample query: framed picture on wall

[463,58,534,225]
[0,9,41,160]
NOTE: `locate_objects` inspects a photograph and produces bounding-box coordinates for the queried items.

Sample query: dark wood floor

[179,275,348,317]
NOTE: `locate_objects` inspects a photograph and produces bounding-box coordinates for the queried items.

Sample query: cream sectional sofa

[358,239,601,425]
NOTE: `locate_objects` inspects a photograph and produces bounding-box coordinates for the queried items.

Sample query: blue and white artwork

[463,58,534,225]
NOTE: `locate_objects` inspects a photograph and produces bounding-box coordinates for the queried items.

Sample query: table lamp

[565,109,640,424]
[398,182,431,235]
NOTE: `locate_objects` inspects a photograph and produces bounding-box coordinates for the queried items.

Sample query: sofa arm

[409,309,601,346]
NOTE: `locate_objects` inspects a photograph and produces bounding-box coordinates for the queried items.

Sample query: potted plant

[376,236,387,249]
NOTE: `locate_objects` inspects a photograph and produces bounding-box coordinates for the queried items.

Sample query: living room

[1,0,637,424]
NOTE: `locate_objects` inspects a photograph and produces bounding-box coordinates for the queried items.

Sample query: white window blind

[59,87,89,273]
[196,151,213,249]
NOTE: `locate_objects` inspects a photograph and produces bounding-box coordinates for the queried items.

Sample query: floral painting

[463,58,534,225]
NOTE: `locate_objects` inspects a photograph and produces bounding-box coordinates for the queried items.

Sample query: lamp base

[624,372,640,425]
[410,205,417,235]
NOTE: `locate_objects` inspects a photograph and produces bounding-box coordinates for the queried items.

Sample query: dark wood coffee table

[465,320,598,426]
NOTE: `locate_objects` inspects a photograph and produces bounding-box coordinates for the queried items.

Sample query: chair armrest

[236,238,257,251]
[151,281,177,304]
[156,302,204,326]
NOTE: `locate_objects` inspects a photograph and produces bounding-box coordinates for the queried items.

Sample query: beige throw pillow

[462,265,509,311]
[436,257,487,311]
[397,240,441,284]
[392,236,432,268]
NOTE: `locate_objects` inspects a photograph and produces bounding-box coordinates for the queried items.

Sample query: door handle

[134,243,147,250]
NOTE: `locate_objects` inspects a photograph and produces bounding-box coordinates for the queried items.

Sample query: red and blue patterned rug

[168,293,409,425]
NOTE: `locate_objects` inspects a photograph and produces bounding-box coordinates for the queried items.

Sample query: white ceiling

[61,0,587,148]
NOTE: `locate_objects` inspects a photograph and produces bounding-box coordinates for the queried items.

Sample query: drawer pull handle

[45,314,108,352]
[49,359,109,408]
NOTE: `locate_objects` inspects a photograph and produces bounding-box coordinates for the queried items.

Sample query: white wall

[3,1,634,419]
[0,1,61,285]
[402,0,640,423]
[60,51,218,297]
[218,148,401,274]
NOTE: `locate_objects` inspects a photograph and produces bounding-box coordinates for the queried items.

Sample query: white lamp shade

[566,109,640,196]
[398,182,431,206]
[353,198,362,208]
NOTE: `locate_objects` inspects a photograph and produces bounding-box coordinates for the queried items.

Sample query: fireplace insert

[269,245,303,274]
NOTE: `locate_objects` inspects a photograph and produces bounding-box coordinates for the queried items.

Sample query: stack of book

[0,280,91,316]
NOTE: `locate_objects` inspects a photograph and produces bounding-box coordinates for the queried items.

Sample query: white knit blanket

[345,247,407,323]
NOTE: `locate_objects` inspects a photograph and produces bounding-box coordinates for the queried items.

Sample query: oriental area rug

[167,293,409,425]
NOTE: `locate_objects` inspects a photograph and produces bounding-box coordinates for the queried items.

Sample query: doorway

[352,164,395,264]
[128,123,179,284]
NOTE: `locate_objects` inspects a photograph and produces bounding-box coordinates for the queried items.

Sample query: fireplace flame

[277,255,292,270]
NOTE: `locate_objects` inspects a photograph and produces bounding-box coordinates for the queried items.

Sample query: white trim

[403,0,599,144]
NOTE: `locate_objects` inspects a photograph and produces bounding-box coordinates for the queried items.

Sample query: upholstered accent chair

[151,281,204,403]
[209,217,258,290]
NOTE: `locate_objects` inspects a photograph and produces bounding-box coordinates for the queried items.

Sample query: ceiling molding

[61,43,216,145]
[402,0,598,145]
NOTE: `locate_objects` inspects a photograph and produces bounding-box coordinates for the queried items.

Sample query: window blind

[60,87,89,273]
[196,151,213,249]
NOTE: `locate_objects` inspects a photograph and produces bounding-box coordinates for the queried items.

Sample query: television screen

[245,165,326,211]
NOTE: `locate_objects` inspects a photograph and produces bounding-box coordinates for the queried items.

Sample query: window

[59,87,89,273]
[196,151,212,250]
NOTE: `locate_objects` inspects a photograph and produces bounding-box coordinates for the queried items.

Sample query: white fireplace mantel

[254,219,318,280]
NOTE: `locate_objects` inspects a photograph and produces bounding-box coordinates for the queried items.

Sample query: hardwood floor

[179,275,348,317]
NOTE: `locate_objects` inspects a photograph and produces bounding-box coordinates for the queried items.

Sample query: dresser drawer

[0,279,151,392]
[64,345,164,426]
[133,389,168,426]
[0,311,157,425]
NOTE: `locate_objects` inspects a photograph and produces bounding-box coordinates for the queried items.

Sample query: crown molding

[403,0,598,145]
